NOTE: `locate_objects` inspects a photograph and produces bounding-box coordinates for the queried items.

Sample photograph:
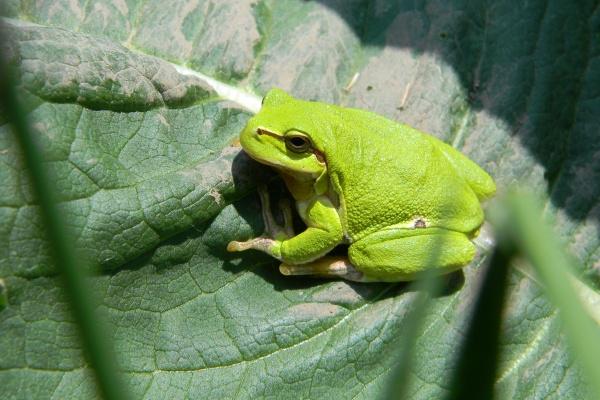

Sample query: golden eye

[285,135,311,153]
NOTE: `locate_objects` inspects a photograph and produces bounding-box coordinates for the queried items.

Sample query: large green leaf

[1,0,598,398]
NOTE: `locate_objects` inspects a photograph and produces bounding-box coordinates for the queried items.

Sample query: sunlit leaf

[1,1,599,398]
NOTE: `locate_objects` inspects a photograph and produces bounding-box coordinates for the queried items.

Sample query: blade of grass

[0,39,132,400]
[382,270,445,400]
[383,234,458,399]
[503,192,600,398]
[0,278,6,311]
[444,246,512,400]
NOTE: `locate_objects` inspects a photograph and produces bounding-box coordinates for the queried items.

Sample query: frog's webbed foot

[279,256,368,282]
[227,185,294,255]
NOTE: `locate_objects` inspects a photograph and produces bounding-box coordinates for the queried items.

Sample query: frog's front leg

[227,187,344,264]
[227,186,294,255]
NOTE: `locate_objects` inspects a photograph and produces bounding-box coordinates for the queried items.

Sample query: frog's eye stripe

[313,148,326,163]
[256,127,280,137]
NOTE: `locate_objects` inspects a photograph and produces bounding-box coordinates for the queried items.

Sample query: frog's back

[427,137,496,200]
[325,107,492,241]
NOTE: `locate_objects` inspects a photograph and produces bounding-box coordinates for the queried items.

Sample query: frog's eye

[284,134,311,153]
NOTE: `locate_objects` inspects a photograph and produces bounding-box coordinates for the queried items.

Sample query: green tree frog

[227,89,495,282]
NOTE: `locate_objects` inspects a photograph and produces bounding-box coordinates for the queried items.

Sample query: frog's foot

[227,185,293,255]
[227,237,276,253]
[278,197,295,238]
[257,185,294,240]
[279,256,368,282]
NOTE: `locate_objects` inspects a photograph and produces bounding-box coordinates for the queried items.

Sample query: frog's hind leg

[279,256,368,282]
[348,228,476,282]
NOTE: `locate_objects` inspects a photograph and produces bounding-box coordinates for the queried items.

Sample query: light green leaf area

[0,1,598,399]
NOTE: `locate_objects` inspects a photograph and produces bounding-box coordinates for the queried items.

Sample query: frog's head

[240,88,333,181]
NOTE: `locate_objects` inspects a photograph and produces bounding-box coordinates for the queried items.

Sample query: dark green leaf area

[1,99,250,278]
[0,1,599,399]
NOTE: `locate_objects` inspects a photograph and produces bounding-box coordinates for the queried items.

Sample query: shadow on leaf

[312,0,599,231]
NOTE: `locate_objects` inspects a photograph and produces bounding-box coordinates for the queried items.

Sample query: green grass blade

[0,278,7,311]
[0,48,132,400]
[383,235,456,399]
[504,192,600,398]
[444,246,512,400]
[382,273,442,400]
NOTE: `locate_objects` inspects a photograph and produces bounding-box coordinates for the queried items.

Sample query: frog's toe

[278,197,295,238]
[226,240,245,252]
[256,185,292,239]
[257,185,278,235]
[227,237,275,253]
[279,257,367,282]
[227,240,248,252]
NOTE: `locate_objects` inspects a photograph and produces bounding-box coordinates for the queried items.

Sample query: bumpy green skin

[237,89,495,281]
